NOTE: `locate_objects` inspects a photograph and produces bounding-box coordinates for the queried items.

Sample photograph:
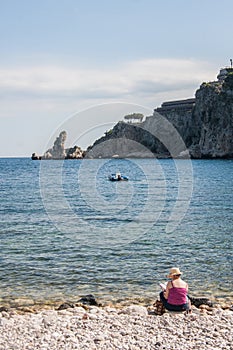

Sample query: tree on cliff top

[124,113,144,123]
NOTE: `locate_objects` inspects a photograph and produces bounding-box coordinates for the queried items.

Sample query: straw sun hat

[167,267,183,278]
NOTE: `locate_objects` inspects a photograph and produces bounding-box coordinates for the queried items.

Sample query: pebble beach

[0,303,233,350]
[1,160,233,349]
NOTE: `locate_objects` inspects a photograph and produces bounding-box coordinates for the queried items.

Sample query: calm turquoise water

[0,158,232,305]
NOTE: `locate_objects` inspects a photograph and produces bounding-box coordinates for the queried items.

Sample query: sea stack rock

[43,131,67,159]
[38,131,85,159]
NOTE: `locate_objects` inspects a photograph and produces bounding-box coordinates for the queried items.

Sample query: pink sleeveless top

[167,282,187,305]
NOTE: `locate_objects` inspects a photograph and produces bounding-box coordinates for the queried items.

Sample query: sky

[0,0,232,157]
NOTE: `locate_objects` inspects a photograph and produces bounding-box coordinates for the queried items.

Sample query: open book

[159,282,167,291]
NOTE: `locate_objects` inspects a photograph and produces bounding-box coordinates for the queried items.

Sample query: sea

[0,157,233,307]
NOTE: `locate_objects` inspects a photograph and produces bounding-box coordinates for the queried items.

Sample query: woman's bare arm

[164,281,171,299]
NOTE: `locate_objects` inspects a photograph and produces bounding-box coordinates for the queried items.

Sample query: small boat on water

[108,173,129,181]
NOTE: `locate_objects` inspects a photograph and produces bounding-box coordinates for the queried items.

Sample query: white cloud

[0,58,217,102]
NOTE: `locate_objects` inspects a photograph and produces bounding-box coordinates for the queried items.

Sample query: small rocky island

[32,66,233,160]
[32,131,85,160]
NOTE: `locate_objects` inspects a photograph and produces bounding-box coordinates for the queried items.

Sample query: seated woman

[160,267,191,312]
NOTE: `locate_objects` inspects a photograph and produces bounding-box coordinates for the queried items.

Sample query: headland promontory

[32,66,233,159]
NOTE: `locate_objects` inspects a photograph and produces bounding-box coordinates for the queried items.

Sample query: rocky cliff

[86,68,233,159]
[190,72,233,158]
[85,115,188,159]
[86,121,168,159]
[32,68,233,159]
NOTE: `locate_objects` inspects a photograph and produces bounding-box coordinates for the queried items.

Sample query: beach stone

[0,304,233,350]
[42,312,58,327]
[52,331,62,338]
[89,306,100,313]
[0,306,8,312]
[72,306,86,315]
[57,302,74,310]
[75,303,89,311]
[200,308,208,315]
[12,298,35,307]
[118,305,148,316]
[94,335,105,343]
[57,310,74,316]
[211,308,224,316]
[221,303,231,310]
[189,296,213,308]
[82,313,89,320]
[104,306,117,313]
[77,294,99,306]
[88,313,98,320]
[17,307,35,313]
[199,304,212,311]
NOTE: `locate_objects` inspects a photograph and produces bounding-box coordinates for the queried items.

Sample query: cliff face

[86,69,233,159]
[86,114,188,159]
[154,99,195,149]
[191,75,233,158]
[86,122,164,158]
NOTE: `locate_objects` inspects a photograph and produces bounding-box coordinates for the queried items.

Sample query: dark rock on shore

[77,294,99,306]
[189,296,213,308]
[0,306,9,312]
[57,302,75,310]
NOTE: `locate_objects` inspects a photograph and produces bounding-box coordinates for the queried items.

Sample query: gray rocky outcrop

[43,131,67,159]
[32,131,85,160]
[85,121,167,159]
[66,145,84,159]
[85,114,189,159]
